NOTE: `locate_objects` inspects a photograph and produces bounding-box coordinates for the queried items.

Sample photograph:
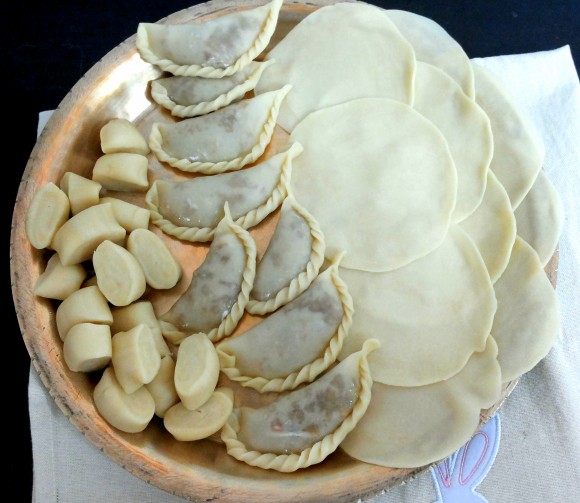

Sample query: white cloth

[29,46,580,502]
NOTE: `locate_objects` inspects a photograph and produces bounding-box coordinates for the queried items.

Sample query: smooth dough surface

[460,171,517,283]
[491,236,560,381]
[472,63,544,208]
[338,226,496,386]
[514,170,564,267]
[413,62,492,222]
[340,337,501,469]
[255,2,415,132]
[386,9,475,97]
[290,97,457,272]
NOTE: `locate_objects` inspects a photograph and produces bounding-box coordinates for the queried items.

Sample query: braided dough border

[160,203,256,344]
[217,254,353,393]
[150,60,275,118]
[136,0,283,78]
[145,143,302,243]
[148,85,291,174]
[220,339,380,472]
[246,193,326,315]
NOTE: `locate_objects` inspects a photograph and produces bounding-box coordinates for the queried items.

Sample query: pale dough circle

[289,97,457,273]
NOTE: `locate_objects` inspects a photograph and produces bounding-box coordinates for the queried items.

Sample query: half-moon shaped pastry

[150,60,275,118]
[149,86,291,173]
[217,254,352,393]
[246,193,325,315]
[220,339,379,472]
[136,0,283,78]
[145,143,302,243]
[159,204,256,343]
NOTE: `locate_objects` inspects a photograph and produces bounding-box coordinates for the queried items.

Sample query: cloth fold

[29,46,580,502]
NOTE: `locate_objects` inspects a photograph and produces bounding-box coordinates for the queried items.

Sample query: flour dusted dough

[386,9,475,97]
[137,0,282,77]
[290,97,457,272]
[472,63,544,208]
[413,62,492,222]
[151,60,274,118]
[340,337,501,469]
[221,339,379,472]
[460,171,517,283]
[254,2,415,132]
[149,86,291,173]
[491,236,560,381]
[337,226,496,387]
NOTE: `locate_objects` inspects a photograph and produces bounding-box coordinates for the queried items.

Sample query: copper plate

[10,0,558,501]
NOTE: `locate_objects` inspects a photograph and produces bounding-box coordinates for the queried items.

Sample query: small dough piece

[136,0,283,78]
[164,388,234,441]
[111,301,170,357]
[174,333,220,411]
[338,226,496,387]
[160,205,256,343]
[221,339,379,472]
[100,118,150,155]
[51,203,126,266]
[460,171,517,282]
[92,153,149,192]
[93,240,147,307]
[149,86,291,174]
[34,253,87,300]
[126,228,181,290]
[63,322,112,373]
[413,62,492,222]
[290,97,456,272]
[94,366,155,433]
[218,255,351,392]
[472,63,544,208]
[146,143,301,243]
[151,60,275,118]
[98,197,150,231]
[111,324,161,394]
[340,337,501,469]
[491,236,560,381]
[514,170,564,267]
[254,2,415,132]
[55,285,113,341]
[145,355,179,418]
[25,182,70,250]
[246,193,325,315]
[59,172,102,215]
[386,9,475,97]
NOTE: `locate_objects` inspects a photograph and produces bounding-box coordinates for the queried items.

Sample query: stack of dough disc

[255,2,563,469]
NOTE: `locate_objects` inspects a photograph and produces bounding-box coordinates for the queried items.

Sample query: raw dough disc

[289,97,457,273]
[337,225,496,386]
[254,2,415,132]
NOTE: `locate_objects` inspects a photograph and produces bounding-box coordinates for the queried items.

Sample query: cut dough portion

[491,236,560,382]
[254,2,415,132]
[386,9,474,97]
[146,143,301,243]
[472,63,544,208]
[160,204,256,343]
[290,97,457,272]
[217,255,352,393]
[413,62,492,222]
[340,337,501,469]
[460,171,517,283]
[149,86,291,173]
[151,60,275,118]
[136,0,283,77]
[338,226,496,387]
[221,339,379,472]
[514,170,564,267]
[246,193,325,315]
